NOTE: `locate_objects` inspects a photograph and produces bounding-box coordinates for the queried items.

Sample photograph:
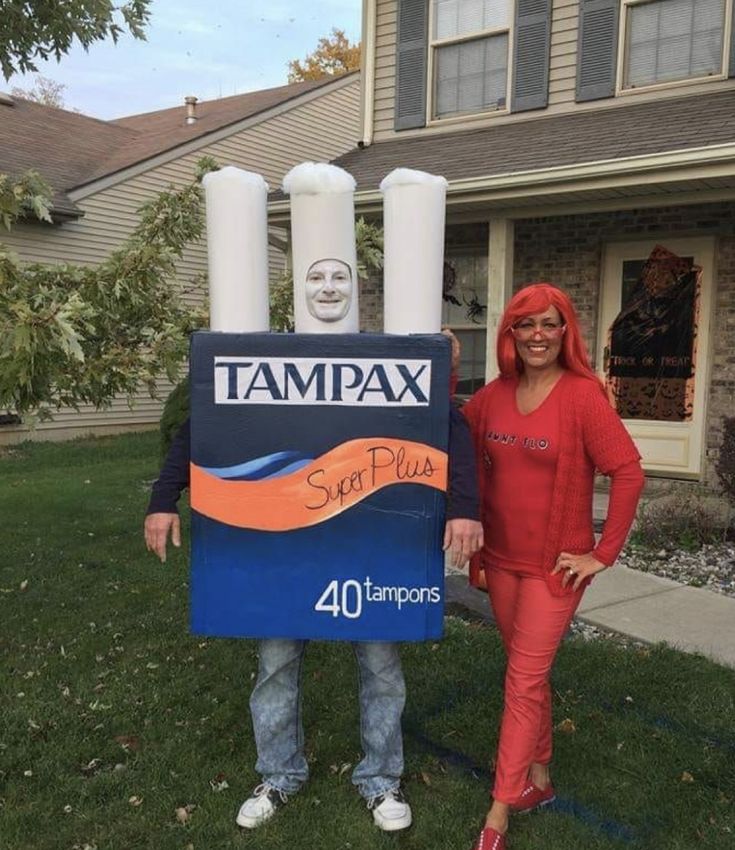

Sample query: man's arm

[443,405,483,567]
[144,418,191,563]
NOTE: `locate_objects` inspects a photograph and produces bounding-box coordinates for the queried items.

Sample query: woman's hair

[497,283,601,386]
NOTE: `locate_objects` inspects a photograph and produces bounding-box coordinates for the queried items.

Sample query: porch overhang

[269,142,735,223]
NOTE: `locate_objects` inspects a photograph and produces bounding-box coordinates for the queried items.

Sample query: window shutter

[576,0,620,102]
[730,9,735,78]
[511,0,552,112]
[394,0,429,130]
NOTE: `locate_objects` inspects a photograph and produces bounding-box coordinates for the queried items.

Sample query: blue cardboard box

[189,332,451,641]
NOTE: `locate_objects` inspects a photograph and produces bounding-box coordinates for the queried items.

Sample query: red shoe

[512,781,556,814]
[472,826,506,850]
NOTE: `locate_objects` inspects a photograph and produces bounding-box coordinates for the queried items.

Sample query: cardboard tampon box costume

[189,163,451,641]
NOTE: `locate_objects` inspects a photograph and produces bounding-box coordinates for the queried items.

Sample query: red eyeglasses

[510,320,566,340]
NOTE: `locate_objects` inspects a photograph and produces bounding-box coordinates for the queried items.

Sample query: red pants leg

[485,566,582,804]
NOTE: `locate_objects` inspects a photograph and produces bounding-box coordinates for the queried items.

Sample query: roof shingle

[0,74,354,217]
[330,89,735,193]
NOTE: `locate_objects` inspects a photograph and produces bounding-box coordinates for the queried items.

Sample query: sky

[4,0,361,120]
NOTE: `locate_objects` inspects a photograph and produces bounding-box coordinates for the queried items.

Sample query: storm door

[597,238,714,476]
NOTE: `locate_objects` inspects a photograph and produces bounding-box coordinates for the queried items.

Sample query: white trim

[361,0,377,146]
[617,0,733,96]
[69,74,359,201]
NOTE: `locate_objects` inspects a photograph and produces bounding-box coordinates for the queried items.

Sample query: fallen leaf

[114,735,140,752]
[420,770,432,785]
[80,758,103,777]
[209,773,229,792]
[19,580,28,591]
[128,795,143,807]
[681,771,695,783]
[556,718,576,734]
[175,806,190,824]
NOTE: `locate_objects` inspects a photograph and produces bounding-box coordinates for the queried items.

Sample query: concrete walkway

[445,566,735,669]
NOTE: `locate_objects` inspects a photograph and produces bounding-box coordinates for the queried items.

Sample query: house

[278,0,735,487]
[0,72,361,443]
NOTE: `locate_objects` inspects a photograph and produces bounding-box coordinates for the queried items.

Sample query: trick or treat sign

[189,331,451,642]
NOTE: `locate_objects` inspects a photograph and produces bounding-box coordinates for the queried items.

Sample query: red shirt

[464,371,645,596]
[481,375,563,573]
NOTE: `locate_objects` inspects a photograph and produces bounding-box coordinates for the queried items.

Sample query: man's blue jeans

[249,638,405,799]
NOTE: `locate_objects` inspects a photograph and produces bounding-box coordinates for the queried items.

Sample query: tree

[0,170,52,231]
[287,28,360,83]
[0,0,151,80]
[0,159,215,419]
[11,74,68,108]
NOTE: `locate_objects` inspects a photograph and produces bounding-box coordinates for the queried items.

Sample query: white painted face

[305,258,353,323]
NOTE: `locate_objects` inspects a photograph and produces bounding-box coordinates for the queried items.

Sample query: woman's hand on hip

[552,551,607,591]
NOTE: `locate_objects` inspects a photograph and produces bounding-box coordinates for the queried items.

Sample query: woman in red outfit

[462,284,644,850]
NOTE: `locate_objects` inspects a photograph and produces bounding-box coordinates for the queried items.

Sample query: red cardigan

[464,372,644,597]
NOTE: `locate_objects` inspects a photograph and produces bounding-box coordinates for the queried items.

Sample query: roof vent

[0,91,14,106]
[184,95,198,124]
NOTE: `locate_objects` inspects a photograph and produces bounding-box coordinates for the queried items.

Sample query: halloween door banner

[189,331,451,642]
[606,245,702,422]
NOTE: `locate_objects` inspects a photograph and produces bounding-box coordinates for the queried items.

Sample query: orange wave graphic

[191,437,448,531]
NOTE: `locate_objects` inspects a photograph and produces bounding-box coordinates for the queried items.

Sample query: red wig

[497,283,602,387]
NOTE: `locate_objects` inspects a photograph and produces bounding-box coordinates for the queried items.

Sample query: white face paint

[305,258,353,323]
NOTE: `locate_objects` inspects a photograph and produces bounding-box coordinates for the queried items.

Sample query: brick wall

[514,202,735,489]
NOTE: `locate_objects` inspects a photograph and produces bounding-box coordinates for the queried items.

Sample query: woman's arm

[592,460,645,566]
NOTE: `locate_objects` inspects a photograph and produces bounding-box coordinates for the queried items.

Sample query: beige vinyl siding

[371,0,735,140]
[373,0,398,142]
[548,0,579,106]
[0,79,360,444]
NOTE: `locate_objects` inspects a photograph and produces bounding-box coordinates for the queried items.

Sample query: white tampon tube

[380,168,448,335]
[283,162,359,334]
[202,166,270,332]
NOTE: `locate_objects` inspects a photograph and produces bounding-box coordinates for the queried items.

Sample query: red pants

[485,565,583,804]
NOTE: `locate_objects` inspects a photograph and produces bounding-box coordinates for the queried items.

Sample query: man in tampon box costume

[144,163,482,832]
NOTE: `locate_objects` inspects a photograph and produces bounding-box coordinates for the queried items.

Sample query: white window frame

[616,0,734,96]
[427,0,514,125]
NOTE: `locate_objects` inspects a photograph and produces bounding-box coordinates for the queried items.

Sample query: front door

[597,237,714,477]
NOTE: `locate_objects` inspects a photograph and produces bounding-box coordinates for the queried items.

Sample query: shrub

[715,416,735,509]
[632,484,728,551]
[159,376,189,461]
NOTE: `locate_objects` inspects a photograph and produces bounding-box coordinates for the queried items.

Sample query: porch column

[485,218,515,380]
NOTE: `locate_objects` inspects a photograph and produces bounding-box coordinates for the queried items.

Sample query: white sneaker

[235,783,289,829]
[368,787,412,831]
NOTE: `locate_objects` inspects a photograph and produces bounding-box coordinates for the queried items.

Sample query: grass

[1,432,734,850]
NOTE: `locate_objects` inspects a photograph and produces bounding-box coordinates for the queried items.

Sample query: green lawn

[1,432,734,850]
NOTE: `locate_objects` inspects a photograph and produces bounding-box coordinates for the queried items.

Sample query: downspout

[360,0,377,147]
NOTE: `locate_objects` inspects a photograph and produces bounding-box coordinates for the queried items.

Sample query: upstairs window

[430,0,513,119]
[621,0,729,90]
